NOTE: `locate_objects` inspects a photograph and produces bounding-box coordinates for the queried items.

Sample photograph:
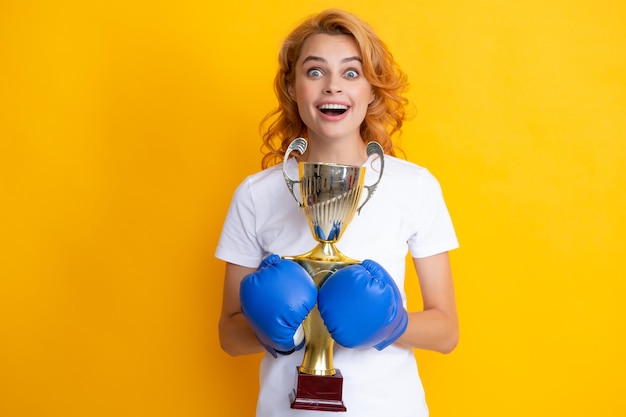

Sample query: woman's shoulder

[381,155,438,183]
[235,160,289,189]
[230,159,295,204]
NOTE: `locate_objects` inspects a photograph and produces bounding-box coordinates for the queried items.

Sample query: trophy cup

[282,138,384,412]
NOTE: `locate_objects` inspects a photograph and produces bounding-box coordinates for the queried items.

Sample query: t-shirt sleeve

[407,171,459,258]
[215,178,266,268]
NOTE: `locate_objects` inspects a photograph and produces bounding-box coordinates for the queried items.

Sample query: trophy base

[289,368,347,412]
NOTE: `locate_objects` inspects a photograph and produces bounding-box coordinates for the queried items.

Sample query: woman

[217,9,459,416]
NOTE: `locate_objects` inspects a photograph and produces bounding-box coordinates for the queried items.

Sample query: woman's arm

[396,252,459,354]
[218,262,265,356]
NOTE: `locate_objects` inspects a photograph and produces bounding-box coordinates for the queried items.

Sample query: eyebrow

[301,55,363,65]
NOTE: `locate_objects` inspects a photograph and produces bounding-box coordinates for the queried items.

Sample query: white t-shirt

[216,154,459,417]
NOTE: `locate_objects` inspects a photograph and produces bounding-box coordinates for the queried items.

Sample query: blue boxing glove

[318,260,408,350]
[240,254,317,357]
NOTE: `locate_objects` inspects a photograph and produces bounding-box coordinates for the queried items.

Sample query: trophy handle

[357,141,385,214]
[283,137,308,206]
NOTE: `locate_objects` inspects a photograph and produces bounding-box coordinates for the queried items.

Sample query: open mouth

[318,103,348,116]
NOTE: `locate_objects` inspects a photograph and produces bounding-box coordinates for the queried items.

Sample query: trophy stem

[296,242,359,264]
[299,306,334,376]
[286,253,353,413]
[284,250,360,377]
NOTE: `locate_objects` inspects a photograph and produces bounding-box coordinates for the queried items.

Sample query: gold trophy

[282,138,384,412]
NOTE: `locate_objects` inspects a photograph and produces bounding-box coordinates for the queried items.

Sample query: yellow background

[1,1,625,416]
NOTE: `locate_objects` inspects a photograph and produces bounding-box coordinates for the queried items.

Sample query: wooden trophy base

[289,368,347,412]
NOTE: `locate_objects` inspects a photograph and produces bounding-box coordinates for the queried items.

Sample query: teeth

[318,103,348,110]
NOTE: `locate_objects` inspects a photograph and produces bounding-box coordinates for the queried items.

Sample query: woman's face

[290,34,374,144]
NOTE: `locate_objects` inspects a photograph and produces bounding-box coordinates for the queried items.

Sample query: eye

[345,69,359,79]
[307,68,324,78]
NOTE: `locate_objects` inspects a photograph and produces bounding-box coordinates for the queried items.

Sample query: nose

[323,74,343,94]
[324,86,342,93]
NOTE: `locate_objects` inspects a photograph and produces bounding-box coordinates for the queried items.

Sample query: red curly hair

[260,9,411,169]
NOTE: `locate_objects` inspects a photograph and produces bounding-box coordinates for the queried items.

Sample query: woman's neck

[301,135,369,166]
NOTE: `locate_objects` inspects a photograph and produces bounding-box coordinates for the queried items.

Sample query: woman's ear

[288,84,296,100]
